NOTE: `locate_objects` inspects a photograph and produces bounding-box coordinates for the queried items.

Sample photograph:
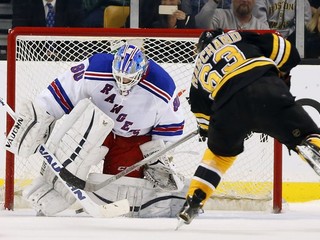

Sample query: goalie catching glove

[140,139,184,192]
[5,100,55,157]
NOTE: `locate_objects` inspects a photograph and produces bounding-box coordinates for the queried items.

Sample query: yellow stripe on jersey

[269,33,291,69]
[270,33,279,60]
[199,123,209,130]
[277,40,291,68]
[211,58,275,98]
[194,112,210,130]
[194,112,210,121]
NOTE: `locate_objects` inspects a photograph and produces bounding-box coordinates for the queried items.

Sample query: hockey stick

[296,144,320,176]
[295,98,320,175]
[60,129,199,192]
[0,97,16,119]
[0,98,130,218]
[296,98,320,114]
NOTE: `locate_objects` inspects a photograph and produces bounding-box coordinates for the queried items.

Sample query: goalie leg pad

[5,100,55,157]
[139,140,185,192]
[23,167,75,216]
[24,99,114,216]
[47,98,113,180]
[87,173,187,218]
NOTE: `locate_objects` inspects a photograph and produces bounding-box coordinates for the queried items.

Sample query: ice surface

[1,201,320,240]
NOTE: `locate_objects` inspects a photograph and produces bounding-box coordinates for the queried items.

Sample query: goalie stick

[60,129,199,192]
[0,97,130,218]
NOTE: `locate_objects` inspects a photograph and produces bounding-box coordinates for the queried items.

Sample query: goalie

[6,44,187,217]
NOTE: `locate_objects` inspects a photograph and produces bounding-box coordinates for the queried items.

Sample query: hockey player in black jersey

[177,29,320,226]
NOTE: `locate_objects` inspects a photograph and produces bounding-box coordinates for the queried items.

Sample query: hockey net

[2,27,282,212]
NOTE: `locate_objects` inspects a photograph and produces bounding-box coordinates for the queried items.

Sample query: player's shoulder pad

[138,60,176,103]
[238,30,263,43]
[87,53,114,72]
[83,53,114,82]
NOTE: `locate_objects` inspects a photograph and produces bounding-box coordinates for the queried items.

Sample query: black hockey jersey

[190,31,301,132]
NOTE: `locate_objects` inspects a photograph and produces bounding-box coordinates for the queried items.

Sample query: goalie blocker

[5,100,55,157]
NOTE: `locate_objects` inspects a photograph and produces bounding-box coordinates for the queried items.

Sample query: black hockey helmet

[196,28,224,53]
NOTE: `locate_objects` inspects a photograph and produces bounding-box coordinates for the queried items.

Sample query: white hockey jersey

[35,53,185,142]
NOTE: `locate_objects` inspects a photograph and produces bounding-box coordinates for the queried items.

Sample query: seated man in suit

[12,0,85,28]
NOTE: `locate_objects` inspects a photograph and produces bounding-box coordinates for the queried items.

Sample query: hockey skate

[176,189,206,227]
[296,134,320,176]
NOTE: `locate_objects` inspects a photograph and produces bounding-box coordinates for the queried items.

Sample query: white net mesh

[2,30,277,210]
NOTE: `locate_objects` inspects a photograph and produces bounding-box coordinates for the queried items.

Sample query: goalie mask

[112,44,149,96]
[196,29,225,53]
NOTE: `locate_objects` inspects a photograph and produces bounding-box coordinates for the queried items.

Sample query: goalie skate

[296,134,320,176]
[177,189,206,226]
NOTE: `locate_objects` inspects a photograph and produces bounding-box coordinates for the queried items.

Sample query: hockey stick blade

[296,145,320,176]
[61,129,198,192]
[1,98,130,217]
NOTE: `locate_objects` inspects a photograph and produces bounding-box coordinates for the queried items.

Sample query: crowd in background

[4,0,320,59]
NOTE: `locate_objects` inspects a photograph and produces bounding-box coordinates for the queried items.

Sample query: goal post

[3,27,282,212]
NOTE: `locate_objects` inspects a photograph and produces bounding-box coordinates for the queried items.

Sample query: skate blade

[175,219,185,231]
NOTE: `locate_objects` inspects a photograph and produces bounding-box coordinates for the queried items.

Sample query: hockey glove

[198,127,208,142]
[5,100,55,158]
[140,140,184,192]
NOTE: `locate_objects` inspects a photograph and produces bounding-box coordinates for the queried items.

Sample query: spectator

[82,0,130,28]
[219,0,232,9]
[126,0,194,28]
[12,0,85,28]
[309,0,320,9]
[153,0,195,28]
[305,3,320,58]
[253,0,312,43]
[134,0,196,64]
[191,0,208,15]
[308,0,320,29]
[191,0,232,15]
[195,0,269,30]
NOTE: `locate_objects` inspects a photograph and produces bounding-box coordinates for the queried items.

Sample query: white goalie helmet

[112,44,149,96]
